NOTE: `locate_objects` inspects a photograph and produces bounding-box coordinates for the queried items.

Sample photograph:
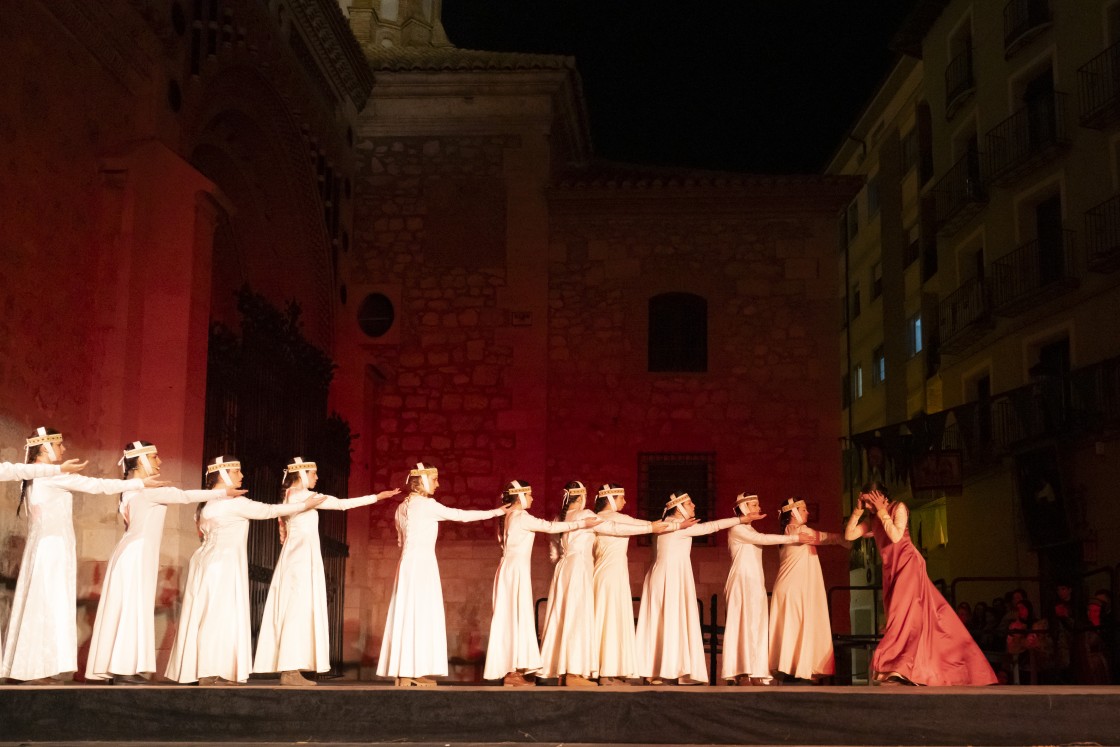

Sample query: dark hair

[405,461,436,495]
[660,491,690,521]
[553,481,586,521]
[18,427,61,517]
[593,483,622,513]
[861,480,890,497]
[280,467,307,496]
[204,454,240,490]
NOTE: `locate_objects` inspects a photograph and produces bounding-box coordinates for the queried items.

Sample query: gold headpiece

[780,497,807,513]
[26,428,62,448]
[597,486,624,498]
[409,462,437,493]
[507,480,531,494]
[564,481,587,498]
[736,493,760,506]
[666,492,691,510]
[206,458,242,474]
[207,455,241,487]
[286,457,316,473]
[119,441,158,472]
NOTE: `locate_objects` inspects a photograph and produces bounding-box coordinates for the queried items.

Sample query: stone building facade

[2,0,855,680]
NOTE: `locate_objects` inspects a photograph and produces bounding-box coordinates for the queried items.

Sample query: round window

[357,293,394,338]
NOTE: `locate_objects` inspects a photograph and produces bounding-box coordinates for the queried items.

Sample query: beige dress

[768,526,834,679]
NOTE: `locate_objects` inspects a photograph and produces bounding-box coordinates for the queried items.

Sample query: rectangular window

[871,262,883,300]
[851,283,861,319]
[900,128,918,174]
[867,177,881,219]
[904,224,921,268]
[847,201,859,241]
[854,364,864,399]
[873,345,886,385]
[909,313,923,357]
[637,453,716,546]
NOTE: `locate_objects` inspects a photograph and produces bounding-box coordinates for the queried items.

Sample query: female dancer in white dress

[539,482,674,686]
[590,484,679,685]
[253,457,399,686]
[377,462,508,687]
[85,441,244,684]
[165,456,326,686]
[635,492,755,685]
[721,493,808,685]
[768,496,849,683]
[483,480,597,686]
[1,428,163,684]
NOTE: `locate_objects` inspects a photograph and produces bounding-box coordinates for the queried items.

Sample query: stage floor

[2,683,1119,745]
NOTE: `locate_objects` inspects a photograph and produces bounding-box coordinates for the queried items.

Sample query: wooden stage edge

[1,683,1119,745]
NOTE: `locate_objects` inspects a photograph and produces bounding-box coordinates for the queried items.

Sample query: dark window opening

[648,293,708,372]
[357,293,395,338]
[638,452,716,546]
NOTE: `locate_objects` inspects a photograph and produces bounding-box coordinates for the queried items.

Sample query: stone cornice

[361,67,591,164]
[287,0,374,107]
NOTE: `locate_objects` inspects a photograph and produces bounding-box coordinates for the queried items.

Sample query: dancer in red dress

[845,482,996,685]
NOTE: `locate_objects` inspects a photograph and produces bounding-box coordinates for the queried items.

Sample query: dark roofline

[890,0,951,58]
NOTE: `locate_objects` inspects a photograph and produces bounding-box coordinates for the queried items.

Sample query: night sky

[442,0,921,174]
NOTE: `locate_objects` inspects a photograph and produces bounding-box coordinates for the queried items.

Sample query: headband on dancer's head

[119,441,157,474]
[564,481,587,505]
[736,492,760,507]
[206,455,241,487]
[26,427,62,462]
[666,492,694,519]
[597,485,623,511]
[286,457,316,488]
[780,497,807,520]
[409,462,437,493]
[507,480,531,508]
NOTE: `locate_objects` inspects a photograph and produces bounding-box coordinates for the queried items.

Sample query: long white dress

[165,496,310,683]
[254,489,381,675]
[539,509,649,679]
[768,527,834,680]
[0,473,143,681]
[377,494,504,679]
[591,510,655,680]
[0,463,60,660]
[635,517,739,684]
[0,463,60,481]
[482,510,582,680]
[85,486,223,680]
[720,523,799,682]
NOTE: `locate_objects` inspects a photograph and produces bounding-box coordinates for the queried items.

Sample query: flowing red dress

[871,504,996,685]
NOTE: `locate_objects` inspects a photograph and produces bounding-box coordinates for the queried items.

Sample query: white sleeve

[232,498,310,520]
[52,474,144,495]
[595,519,652,537]
[0,463,60,481]
[149,487,225,505]
[318,493,379,511]
[680,516,740,537]
[430,500,505,523]
[521,514,584,534]
[742,525,799,546]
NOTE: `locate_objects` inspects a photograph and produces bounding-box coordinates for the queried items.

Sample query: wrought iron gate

[202,287,352,676]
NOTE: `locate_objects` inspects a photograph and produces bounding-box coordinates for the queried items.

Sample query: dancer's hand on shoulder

[580,516,603,529]
[651,520,672,534]
[304,493,328,510]
[221,486,248,497]
[679,517,699,529]
[60,458,88,474]
[796,528,815,544]
[142,475,171,488]
[739,511,765,523]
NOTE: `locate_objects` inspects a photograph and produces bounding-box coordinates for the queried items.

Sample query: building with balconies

[831,0,1120,668]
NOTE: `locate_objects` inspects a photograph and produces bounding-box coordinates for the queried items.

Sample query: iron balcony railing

[930,151,987,234]
[938,276,989,350]
[1086,193,1120,272]
[1003,0,1051,56]
[989,229,1076,313]
[866,353,1120,480]
[945,47,975,115]
[1078,41,1120,128]
[985,91,1069,185]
